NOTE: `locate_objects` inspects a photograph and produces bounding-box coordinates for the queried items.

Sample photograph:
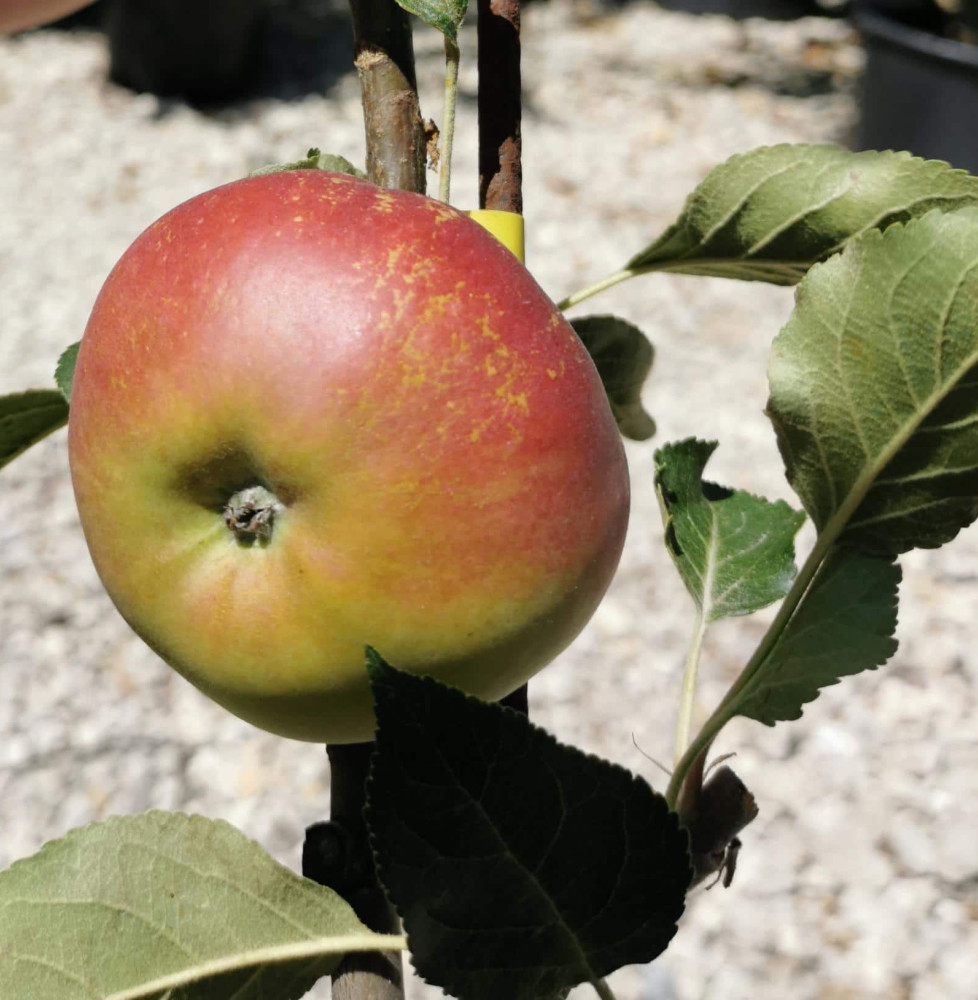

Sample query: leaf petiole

[593,977,620,1000]
[557,268,641,311]
[556,258,799,312]
[666,524,830,809]
[439,36,460,203]
[556,259,790,312]
[674,609,709,767]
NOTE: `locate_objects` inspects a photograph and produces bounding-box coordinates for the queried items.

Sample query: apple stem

[438,37,460,204]
[223,484,282,544]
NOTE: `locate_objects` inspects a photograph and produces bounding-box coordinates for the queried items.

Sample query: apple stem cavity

[223,484,282,545]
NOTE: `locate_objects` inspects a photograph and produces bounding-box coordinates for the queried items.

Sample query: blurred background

[1,1,976,998]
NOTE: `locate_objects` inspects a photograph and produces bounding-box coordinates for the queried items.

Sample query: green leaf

[55,341,79,402]
[393,0,468,39]
[630,145,978,285]
[655,439,805,620]
[768,207,978,557]
[735,547,900,725]
[0,389,68,471]
[571,315,656,441]
[0,811,405,1000]
[250,148,367,180]
[365,650,691,1000]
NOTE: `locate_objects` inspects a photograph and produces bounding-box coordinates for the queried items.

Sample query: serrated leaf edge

[629,145,978,280]
[656,437,806,620]
[736,554,901,727]
[366,662,692,995]
[55,342,79,402]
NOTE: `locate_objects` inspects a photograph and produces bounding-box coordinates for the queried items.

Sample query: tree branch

[304,745,404,1000]
[350,0,426,191]
[326,743,404,1000]
[477,0,522,212]
[312,4,428,996]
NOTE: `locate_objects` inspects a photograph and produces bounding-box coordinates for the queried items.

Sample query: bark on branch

[351,0,427,192]
[477,0,522,212]
[324,743,404,1000]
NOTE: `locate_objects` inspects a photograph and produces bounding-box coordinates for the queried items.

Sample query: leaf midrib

[822,262,978,542]
[642,161,978,278]
[698,509,720,623]
[103,934,406,1000]
[734,254,978,714]
[415,719,626,992]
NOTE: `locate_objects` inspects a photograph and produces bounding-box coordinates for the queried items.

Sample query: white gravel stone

[1,5,976,1000]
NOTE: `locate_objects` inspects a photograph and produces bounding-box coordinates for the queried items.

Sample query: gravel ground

[2,4,977,999]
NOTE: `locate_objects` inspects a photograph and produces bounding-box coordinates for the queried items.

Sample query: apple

[68,171,629,742]
[0,0,95,33]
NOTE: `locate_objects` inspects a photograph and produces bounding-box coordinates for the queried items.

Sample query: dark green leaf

[55,341,79,402]
[630,145,978,284]
[735,547,900,725]
[250,148,367,180]
[0,811,403,1000]
[393,0,468,38]
[768,207,978,556]
[0,389,68,471]
[655,439,805,620]
[571,315,656,441]
[365,651,691,1000]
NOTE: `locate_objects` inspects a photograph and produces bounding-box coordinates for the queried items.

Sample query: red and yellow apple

[0,0,95,33]
[68,171,629,742]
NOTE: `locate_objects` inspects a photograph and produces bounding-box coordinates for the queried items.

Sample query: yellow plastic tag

[467,210,525,264]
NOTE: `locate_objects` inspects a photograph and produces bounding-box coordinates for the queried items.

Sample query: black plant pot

[857,6,978,173]
[655,0,841,19]
[107,0,265,104]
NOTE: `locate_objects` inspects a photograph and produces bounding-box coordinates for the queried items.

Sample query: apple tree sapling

[313,5,431,993]
[5,3,978,1000]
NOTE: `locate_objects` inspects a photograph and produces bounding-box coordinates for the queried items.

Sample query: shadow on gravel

[657,18,861,99]
[42,0,356,106]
